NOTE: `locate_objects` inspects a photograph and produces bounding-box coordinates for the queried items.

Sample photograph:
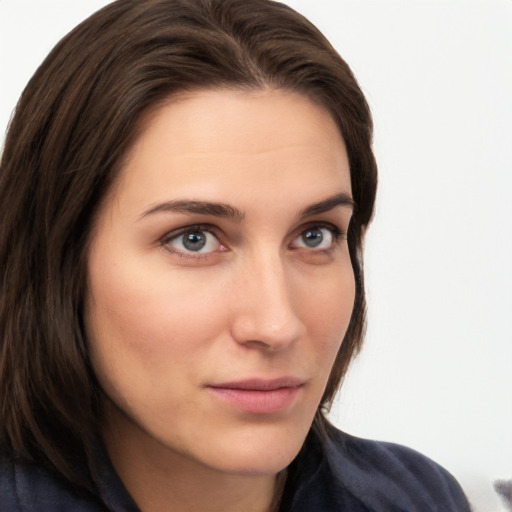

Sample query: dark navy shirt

[0,426,472,511]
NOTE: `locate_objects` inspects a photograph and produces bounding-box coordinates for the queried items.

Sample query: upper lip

[208,377,305,391]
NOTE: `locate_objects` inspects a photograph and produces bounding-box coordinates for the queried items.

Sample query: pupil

[183,231,206,251]
[303,229,323,248]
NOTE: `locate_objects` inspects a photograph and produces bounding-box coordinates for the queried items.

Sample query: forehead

[108,88,351,217]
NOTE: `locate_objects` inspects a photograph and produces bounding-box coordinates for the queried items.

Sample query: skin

[85,88,355,512]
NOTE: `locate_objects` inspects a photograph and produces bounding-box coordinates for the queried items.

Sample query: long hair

[0,0,377,492]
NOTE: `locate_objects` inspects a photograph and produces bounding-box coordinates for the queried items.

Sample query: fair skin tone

[85,88,355,512]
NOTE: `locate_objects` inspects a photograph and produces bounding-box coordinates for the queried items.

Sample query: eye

[292,225,339,250]
[163,227,221,255]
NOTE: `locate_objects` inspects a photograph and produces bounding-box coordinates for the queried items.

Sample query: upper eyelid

[293,220,346,238]
[298,207,352,227]
[160,221,346,240]
[160,223,219,242]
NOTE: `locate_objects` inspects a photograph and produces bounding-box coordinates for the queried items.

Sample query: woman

[0,0,471,511]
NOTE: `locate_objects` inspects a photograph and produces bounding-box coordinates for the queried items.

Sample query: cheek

[84,261,230,400]
[298,263,356,368]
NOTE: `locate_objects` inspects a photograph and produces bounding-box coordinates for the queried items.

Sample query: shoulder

[0,453,103,512]
[282,425,472,511]
[323,427,472,511]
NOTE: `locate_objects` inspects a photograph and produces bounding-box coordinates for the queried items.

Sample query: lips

[206,377,304,414]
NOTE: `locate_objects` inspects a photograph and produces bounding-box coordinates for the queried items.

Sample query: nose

[229,252,305,351]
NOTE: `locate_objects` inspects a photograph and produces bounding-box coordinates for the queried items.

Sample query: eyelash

[160,222,346,259]
[292,222,346,250]
[160,224,221,259]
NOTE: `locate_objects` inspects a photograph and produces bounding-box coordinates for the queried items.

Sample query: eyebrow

[139,200,245,222]
[138,192,354,222]
[298,192,355,218]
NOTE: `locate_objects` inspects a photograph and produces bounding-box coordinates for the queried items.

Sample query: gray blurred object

[494,479,512,512]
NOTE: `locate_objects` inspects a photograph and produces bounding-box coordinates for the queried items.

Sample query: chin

[190,421,309,476]
[208,447,299,477]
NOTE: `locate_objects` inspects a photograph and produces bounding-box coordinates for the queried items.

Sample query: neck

[102,408,285,512]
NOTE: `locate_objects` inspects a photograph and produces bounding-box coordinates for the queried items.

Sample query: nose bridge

[231,246,304,350]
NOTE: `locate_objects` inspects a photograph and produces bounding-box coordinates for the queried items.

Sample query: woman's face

[85,88,355,476]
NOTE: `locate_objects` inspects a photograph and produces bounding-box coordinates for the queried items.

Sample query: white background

[1,1,511,511]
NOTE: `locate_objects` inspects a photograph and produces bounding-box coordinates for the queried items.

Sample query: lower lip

[207,386,301,414]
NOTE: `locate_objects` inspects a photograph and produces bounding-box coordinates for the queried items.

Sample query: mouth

[206,377,304,414]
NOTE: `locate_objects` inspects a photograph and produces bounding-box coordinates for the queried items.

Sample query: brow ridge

[139,191,354,223]
[139,200,245,221]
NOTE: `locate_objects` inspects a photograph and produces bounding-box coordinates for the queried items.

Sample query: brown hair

[0,0,377,493]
